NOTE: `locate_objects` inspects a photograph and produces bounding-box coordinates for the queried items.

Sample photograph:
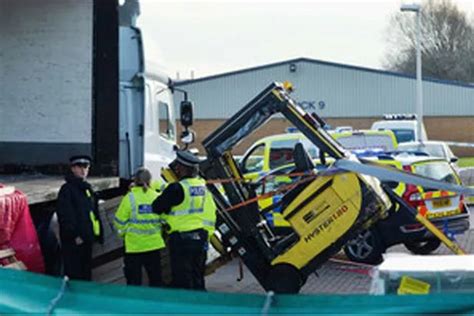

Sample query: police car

[240,129,398,181]
[344,152,470,263]
[251,150,470,264]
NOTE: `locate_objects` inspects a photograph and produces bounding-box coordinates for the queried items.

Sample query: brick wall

[180,117,474,157]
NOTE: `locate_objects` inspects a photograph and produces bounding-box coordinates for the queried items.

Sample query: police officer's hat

[69,155,92,166]
[175,150,201,168]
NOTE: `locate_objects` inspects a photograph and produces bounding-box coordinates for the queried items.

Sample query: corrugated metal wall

[174,59,474,119]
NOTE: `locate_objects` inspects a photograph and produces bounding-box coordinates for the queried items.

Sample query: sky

[137,0,474,79]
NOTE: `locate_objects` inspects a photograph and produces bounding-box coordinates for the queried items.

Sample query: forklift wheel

[343,229,384,265]
[404,239,441,255]
[265,264,303,294]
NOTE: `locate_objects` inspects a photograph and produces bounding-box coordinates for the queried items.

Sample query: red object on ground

[0,184,45,273]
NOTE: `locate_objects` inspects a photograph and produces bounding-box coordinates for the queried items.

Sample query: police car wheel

[343,229,384,265]
[403,239,441,255]
[265,264,303,294]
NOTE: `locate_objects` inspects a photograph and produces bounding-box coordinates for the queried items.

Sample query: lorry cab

[119,26,177,180]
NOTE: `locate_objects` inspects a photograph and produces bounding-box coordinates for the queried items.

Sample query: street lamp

[400,3,423,142]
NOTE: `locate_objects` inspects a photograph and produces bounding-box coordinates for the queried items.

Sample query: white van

[371,114,428,144]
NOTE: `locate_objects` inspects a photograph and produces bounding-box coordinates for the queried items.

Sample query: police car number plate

[432,198,451,209]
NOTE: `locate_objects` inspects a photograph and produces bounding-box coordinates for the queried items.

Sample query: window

[158,101,175,141]
[413,161,458,184]
[242,144,265,173]
[269,139,319,170]
[269,140,297,170]
[300,139,320,159]
[391,129,415,143]
[419,144,446,159]
[401,144,445,159]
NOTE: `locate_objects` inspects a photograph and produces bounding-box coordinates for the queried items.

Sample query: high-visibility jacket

[151,178,166,193]
[85,189,101,236]
[164,178,216,238]
[114,187,165,253]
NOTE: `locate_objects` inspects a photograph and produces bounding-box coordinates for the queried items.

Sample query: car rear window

[412,161,458,184]
[400,144,445,159]
[336,134,396,151]
[391,129,415,143]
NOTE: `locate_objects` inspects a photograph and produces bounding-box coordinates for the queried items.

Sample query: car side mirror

[450,156,458,163]
[180,100,194,128]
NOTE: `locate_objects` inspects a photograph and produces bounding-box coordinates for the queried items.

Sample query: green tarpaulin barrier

[1,268,474,314]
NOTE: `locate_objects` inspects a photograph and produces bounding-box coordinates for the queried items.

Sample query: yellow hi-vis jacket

[151,178,166,193]
[164,178,216,238]
[114,187,165,253]
[85,189,101,236]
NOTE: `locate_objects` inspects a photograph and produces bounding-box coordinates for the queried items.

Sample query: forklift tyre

[404,239,441,255]
[343,229,384,265]
[265,264,303,294]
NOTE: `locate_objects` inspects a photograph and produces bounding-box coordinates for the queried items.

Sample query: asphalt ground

[205,207,474,295]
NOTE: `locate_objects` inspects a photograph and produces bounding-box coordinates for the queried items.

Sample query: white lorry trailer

[0,0,192,277]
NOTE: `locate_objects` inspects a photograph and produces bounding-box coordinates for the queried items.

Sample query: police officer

[57,155,103,280]
[114,167,165,287]
[152,150,216,290]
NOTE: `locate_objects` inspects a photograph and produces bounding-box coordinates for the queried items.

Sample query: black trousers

[62,241,92,281]
[168,229,208,290]
[124,249,163,287]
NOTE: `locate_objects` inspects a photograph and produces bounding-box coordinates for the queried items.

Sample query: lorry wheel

[404,239,441,255]
[343,229,384,265]
[265,264,303,294]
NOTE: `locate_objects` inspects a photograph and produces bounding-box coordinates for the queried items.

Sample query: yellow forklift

[191,82,470,293]
[196,82,392,293]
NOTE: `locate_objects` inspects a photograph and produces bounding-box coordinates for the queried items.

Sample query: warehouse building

[174,57,474,155]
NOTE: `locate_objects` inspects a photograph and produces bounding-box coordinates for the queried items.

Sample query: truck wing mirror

[180,100,194,128]
[181,129,195,145]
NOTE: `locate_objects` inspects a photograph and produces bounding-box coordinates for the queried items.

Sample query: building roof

[176,57,474,89]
